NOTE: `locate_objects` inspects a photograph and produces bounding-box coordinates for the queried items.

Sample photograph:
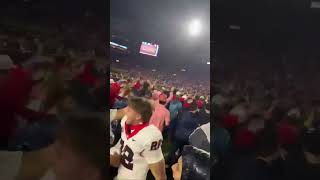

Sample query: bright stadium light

[115,59,120,62]
[188,19,201,36]
[207,61,210,65]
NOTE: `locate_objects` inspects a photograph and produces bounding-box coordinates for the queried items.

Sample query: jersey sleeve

[142,130,164,164]
[110,138,121,155]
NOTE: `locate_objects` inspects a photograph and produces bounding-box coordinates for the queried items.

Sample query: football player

[110,97,166,180]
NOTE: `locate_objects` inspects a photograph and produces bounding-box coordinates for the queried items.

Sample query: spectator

[198,102,210,125]
[149,92,171,132]
[167,102,200,166]
[189,123,210,152]
[171,146,210,180]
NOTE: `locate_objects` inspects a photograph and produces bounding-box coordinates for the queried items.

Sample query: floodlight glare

[188,19,201,36]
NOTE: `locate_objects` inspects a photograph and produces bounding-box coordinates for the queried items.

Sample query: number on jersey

[120,139,134,170]
[150,139,163,151]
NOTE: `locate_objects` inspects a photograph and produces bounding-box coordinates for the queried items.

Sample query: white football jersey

[111,116,164,180]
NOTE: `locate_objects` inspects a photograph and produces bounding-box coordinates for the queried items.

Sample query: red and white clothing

[111,116,164,180]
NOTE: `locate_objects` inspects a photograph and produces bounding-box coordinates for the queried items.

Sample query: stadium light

[207,61,210,65]
[188,19,201,36]
[115,59,120,62]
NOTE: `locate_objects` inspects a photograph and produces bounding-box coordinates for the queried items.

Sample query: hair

[128,97,153,122]
[56,114,107,179]
[173,88,178,95]
[142,81,150,90]
[164,91,170,98]
[189,101,198,111]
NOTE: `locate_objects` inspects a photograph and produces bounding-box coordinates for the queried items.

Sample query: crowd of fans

[110,66,210,179]
[111,68,209,102]
[0,25,107,180]
[212,58,320,179]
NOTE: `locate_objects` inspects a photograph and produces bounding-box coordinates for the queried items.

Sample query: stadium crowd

[110,67,210,180]
[211,58,320,180]
[0,24,107,180]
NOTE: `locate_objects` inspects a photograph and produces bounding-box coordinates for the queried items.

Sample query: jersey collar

[125,122,149,139]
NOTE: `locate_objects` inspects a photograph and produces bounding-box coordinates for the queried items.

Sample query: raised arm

[110,107,127,122]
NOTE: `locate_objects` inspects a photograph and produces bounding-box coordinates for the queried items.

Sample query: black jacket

[181,145,210,180]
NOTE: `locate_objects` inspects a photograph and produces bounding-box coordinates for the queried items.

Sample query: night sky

[111,0,210,76]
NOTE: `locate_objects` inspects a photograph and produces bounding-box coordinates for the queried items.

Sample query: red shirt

[234,128,256,150]
[0,66,45,139]
[179,97,185,103]
[277,122,298,145]
[133,81,141,90]
[76,62,97,87]
[197,100,204,109]
[110,82,121,108]
[183,102,191,109]
[223,114,239,129]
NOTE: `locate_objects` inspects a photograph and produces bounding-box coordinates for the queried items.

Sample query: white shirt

[111,116,164,180]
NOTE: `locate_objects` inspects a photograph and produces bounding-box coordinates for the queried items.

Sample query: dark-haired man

[198,102,210,126]
[110,97,166,180]
[167,101,200,166]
